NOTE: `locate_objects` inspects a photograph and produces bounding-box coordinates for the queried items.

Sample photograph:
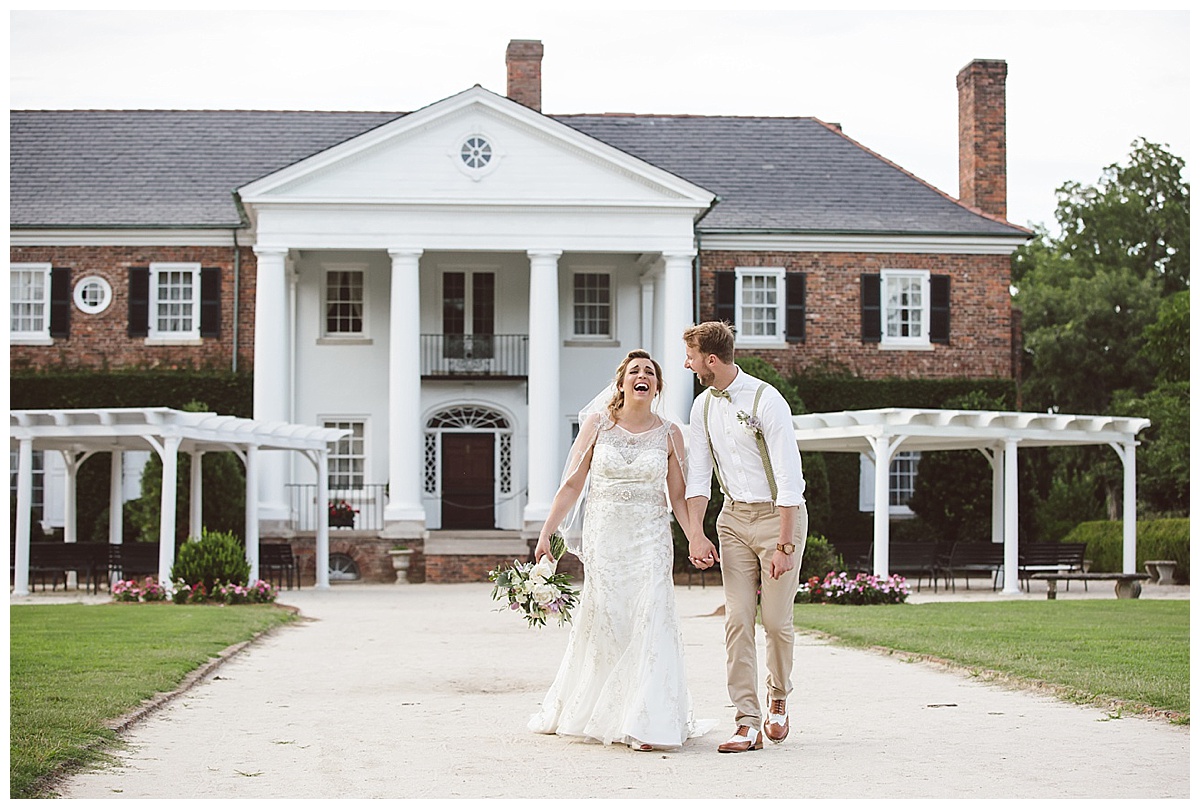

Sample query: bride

[529,350,715,751]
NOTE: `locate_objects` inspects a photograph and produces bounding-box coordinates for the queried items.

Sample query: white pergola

[792,408,1152,594]
[10,408,350,596]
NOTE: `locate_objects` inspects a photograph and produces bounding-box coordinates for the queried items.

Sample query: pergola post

[158,436,182,588]
[13,438,34,597]
[109,451,124,545]
[867,434,904,578]
[1001,438,1021,594]
[189,451,204,541]
[1111,441,1139,573]
[245,445,260,582]
[316,449,331,590]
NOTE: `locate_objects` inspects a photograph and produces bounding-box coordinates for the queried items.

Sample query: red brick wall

[9,244,256,372]
[699,249,1012,380]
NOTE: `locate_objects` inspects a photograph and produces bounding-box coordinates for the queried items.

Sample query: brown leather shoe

[717,725,763,753]
[764,698,789,743]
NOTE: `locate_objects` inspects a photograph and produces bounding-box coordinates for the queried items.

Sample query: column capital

[527,249,563,261]
[662,251,697,263]
[388,247,424,261]
[253,245,289,259]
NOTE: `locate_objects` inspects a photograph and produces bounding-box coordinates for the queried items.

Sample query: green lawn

[9,603,296,799]
[794,600,1189,720]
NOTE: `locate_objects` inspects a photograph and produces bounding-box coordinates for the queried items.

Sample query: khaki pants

[717,500,808,727]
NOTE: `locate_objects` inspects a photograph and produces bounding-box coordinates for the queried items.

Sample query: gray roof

[11,109,1026,237]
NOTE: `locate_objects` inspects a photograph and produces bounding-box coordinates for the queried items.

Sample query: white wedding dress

[529,418,709,749]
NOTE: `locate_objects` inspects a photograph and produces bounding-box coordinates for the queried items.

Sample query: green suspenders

[703,383,778,502]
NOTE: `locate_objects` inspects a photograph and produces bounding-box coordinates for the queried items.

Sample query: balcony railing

[420,333,528,378]
[285,484,387,533]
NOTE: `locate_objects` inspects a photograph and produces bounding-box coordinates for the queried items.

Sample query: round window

[73,276,113,314]
[460,136,492,170]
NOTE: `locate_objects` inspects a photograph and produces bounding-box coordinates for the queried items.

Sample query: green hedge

[10,370,252,416]
[1063,518,1190,582]
[789,374,1016,414]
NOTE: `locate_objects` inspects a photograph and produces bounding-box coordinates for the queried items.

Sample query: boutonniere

[736,410,763,438]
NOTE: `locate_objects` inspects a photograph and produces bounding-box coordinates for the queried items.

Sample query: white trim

[148,262,202,341]
[451,129,503,181]
[698,233,1029,254]
[10,229,248,247]
[9,262,52,342]
[733,266,786,348]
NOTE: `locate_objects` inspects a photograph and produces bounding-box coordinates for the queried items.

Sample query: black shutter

[200,267,221,337]
[49,268,71,339]
[128,267,150,337]
[930,274,950,344]
[861,274,881,342]
[785,273,806,343]
[714,271,735,325]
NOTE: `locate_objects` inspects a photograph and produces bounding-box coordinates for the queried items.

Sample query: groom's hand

[688,537,719,569]
[769,549,795,580]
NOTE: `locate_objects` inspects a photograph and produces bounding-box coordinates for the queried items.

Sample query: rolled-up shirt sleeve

[685,395,714,500]
[759,389,806,507]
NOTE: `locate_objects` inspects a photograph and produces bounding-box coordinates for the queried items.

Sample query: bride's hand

[534,535,555,563]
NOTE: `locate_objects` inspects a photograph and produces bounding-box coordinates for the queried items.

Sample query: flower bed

[797,571,910,605]
[111,577,167,603]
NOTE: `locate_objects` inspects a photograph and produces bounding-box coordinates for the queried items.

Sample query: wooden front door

[441,433,495,529]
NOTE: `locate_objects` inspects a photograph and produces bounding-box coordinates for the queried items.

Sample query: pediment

[238,86,714,211]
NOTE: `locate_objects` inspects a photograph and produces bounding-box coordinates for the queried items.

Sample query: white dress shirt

[685,368,806,507]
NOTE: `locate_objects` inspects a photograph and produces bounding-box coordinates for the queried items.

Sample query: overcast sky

[9,7,1191,233]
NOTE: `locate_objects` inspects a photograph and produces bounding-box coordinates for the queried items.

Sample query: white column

[158,436,182,588]
[316,449,331,590]
[189,452,204,540]
[61,451,78,545]
[868,435,902,578]
[109,451,124,545]
[385,248,426,527]
[13,438,34,596]
[252,245,291,521]
[245,445,260,582]
[1001,438,1021,594]
[525,249,563,526]
[988,445,1004,545]
[661,252,695,425]
[639,270,656,356]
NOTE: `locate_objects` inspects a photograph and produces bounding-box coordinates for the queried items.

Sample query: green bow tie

[709,387,732,400]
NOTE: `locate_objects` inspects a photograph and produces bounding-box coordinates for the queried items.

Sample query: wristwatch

[777,543,795,555]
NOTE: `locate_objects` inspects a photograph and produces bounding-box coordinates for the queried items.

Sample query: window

[10,263,51,341]
[325,419,366,491]
[460,136,492,170]
[324,268,365,336]
[572,272,612,338]
[715,268,805,345]
[74,276,113,314]
[9,448,46,523]
[859,451,921,516]
[149,263,200,340]
[442,270,495,359]
[862,272,950,346]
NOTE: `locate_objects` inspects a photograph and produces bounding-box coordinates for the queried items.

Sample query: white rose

[531,583,560,607]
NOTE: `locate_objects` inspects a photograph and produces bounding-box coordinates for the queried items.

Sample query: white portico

[237,86,714,541]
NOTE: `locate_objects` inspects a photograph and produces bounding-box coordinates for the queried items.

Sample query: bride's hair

[606,349,664,424]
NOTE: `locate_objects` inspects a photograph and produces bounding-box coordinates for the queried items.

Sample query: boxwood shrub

[1062,518,1189,583]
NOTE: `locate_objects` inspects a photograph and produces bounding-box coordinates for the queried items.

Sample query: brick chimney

[957,59,1007,219]
[506,39,544,112]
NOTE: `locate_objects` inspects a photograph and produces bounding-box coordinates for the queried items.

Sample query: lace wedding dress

[529,418,708,749]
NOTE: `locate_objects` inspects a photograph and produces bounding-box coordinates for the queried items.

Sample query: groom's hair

[683,321,735,364]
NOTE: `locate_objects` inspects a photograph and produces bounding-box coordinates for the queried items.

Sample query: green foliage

[1140,290,1189,383]
[1063,518,1190,582]
[10,603,293,798]
[170,528,251,593]
[787,373,1015,414]
[9,369,253,415]
[798,533,839,581]
[1033,472,1107,543]
[1109,382,1190,515]
[735,355,805,411]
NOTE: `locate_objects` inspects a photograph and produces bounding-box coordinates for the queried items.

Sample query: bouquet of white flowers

[488,533,579,628]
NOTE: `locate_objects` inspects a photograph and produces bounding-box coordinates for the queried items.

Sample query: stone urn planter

[388,548,414,584]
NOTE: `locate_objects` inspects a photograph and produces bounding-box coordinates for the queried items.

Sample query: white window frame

[880,269,931,348]
[858,451,921,517]
[74,275,113,315]
[322,417,369,493]
[734,267,786,348]
[322,263,368,339]
[10,262,52,344]
[148,262,201,342]
[571,270,613,340]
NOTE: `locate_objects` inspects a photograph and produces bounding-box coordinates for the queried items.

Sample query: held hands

[687,535,720,570]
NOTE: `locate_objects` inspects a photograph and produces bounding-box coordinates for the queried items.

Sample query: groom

[682,321,808,754]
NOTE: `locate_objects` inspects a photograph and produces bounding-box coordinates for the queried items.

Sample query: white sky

[8,7,1192,233]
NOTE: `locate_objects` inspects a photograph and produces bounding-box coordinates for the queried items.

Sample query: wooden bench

[1030,572,1151,600]
[260,543,299,590]
[108,542,163,582]
[944,542,1004,592]
[1019,543,1087,592]
[28,542,108,593]
[886,543,942,593]
[831,541,872,575]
